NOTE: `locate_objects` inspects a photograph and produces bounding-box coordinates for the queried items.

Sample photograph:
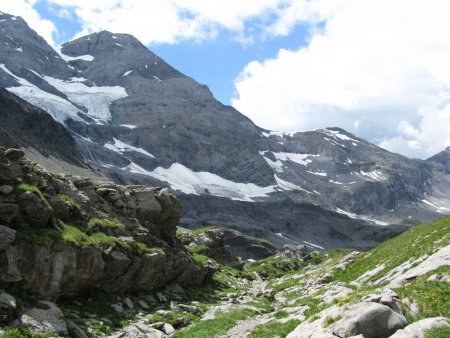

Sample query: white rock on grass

[331,302,407,338]
[286,304,344,338]
[107,323,167,338]
[389,317,450,338]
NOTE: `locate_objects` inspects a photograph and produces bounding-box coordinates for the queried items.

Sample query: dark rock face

[0,89,84,165]
[0,13,449,249]
[0,148,216,299]
[0,242,213,299]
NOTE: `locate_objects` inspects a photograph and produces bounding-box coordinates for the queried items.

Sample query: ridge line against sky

[1,0,450,159]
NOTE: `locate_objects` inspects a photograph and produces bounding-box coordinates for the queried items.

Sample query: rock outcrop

[179,227,277,270]
[0,148,216,299]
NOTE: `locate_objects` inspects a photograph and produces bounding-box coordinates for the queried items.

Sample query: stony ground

[0,217,449,338]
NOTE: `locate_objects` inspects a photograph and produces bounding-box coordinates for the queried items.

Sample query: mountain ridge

[0,12,449,249]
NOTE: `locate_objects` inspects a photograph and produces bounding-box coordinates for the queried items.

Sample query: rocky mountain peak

[0,14,70,84]
[61,30,182,85]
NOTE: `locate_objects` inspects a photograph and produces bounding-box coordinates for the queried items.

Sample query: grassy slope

[331,215,450,283]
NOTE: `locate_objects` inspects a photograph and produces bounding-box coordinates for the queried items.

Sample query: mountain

[0,12,449,249]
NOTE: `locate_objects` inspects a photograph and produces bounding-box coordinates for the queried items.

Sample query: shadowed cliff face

[0,89,84,165]
[0,13,449,250]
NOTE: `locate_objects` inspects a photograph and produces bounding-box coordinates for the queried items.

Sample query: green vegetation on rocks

[57,194,79,209]
[87,217,125,232]
[17,183,47,202]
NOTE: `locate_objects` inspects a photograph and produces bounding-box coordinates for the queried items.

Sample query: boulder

[153,189,181,243]
[111,304,125,314]
[156,292,168,303]
[0,292,16,315]
[124,297,134,309]
[362,289,403,314]
[332,302,407,338]
[162,323,175,335]
[138,300,149,309]
[66,319,88,338]
[282,244,311,260]
[389,317,450,338]
[109,323,167,338]
[179,304,197,314]
[0,224,16,250]
[133,189,162,220]
[17,301,68,335]
[165,282,185,295]
[4,149,25,161]
[0,203,20,226]
[16,191,53,228]
[0,185,13,195]
[262,289,276,300]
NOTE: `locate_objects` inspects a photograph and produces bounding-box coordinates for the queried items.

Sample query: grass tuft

[17,183,47,202]
[249,319,300,338]
[87,218,125,233]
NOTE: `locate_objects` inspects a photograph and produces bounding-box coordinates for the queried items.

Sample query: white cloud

[0,0,58,45]
[232,0,450,158]
[45,0,287,44]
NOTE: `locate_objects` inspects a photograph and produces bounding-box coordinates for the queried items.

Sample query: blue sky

[2,0,450,159]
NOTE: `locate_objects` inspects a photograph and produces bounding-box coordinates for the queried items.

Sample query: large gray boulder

[108,323,167,338]
[332,302,407,338]
[389,317,450,338]
[0,291,16,315]
[16,191,53,228]
[16,301,67,335]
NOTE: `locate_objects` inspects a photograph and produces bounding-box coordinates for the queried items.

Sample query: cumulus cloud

[232,0,450,158]
[0,0,58,45]
[44,0,287,44]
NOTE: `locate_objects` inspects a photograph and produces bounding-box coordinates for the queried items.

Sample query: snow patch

[122,162,276,202]
[120,124,137,129]
[1,64,84,124]
[307,171,327,177]
[319,128,359,143]
[115,43,122,47]
[104,138,155,158]
[123,70,133,77]
[54,46,94,62]
[43,76,127,122]
[16,46,22,52]
[262,130,295,138]
[152,76,161,82]
[260,151,284,173]
[273,152,318,167]
[303,241,325,250]
[334,207,389,226]
[329,179,343,185]
[275,175,311,193]
[359,170,386,181]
